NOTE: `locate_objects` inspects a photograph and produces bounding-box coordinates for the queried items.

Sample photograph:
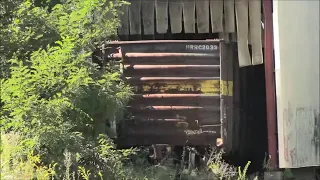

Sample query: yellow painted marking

[220,80,233,96]
[133,80,220,95]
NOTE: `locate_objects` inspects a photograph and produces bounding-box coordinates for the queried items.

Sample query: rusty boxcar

[106,40,236,150]
[91,0,270,171]
[98,39,268,172]
[94,0,320,173]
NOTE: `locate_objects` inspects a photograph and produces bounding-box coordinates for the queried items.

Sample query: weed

[0,133,55,180]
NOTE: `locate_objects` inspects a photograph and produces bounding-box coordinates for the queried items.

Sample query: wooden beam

[129,0,142,35]
[236,0,251,66]
[196,0,210,33]
[169,0,183,33]
[142,0,155,35]
[156,0,169,34]
[183,0,195,33]
[210,0,224,33]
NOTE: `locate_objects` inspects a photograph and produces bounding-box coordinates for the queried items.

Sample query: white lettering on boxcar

[186,44,218,51]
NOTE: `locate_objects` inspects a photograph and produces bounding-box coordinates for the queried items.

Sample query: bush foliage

[1,0,133,179]
[0,1,255,179]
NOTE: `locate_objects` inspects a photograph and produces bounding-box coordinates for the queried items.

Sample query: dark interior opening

[229,53,269,174]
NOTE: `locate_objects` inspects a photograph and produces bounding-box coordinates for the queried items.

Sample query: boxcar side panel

[106,40,228,147]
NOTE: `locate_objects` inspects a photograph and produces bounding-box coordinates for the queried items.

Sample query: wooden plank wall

[169,0,183,33]
[117,0,264,67]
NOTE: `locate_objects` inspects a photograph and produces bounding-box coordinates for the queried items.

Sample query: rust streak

[127,77,219,81]
[135,94,220,98]
[124,65,220,69]
[107,40,220,44]
[111,52,219,58]
[127,106,217,110]
[134,118,187,122]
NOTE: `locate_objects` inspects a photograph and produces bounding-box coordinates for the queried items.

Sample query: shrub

[0,132,55,180]
[0,0,131,178]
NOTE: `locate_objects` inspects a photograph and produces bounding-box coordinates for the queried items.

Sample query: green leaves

[1,0,131,178]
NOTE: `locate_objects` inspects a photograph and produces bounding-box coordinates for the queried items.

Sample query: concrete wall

[273,0,320,168]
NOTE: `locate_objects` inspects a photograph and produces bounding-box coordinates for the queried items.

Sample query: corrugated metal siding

[106,40,234,146]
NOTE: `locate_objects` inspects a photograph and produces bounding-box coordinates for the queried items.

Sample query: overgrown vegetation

[1,133,255,180]
[0,0,255,179]
[1,0,132,179]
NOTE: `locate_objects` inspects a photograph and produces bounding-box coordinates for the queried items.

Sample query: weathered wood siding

[117,0,264,67]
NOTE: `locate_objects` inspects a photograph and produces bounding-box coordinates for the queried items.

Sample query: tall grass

[0,133,55,180]
[1,133,256,180]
